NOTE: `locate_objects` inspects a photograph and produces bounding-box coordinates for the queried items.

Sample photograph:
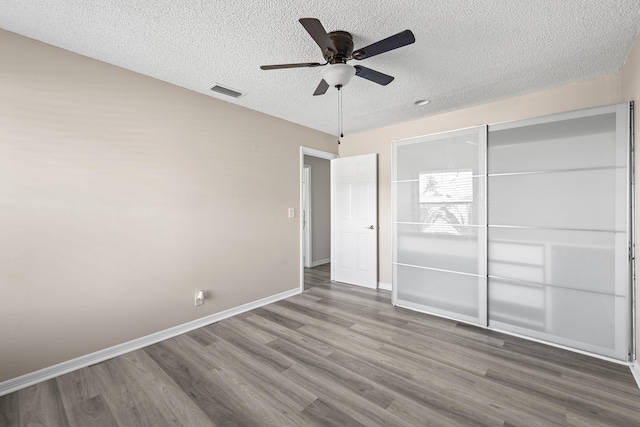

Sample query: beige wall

[303,156,331,264]
[340,73,621,286]
[341,32,640,358]
[0,30,337,382]
[621,32,640,359]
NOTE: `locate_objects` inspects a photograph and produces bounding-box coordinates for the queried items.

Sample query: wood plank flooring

[304,263,331,289]
[2,280,640,426]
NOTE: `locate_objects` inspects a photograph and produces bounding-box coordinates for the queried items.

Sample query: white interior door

[331,154,378,288]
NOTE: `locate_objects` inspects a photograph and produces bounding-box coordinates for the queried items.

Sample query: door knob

[366,225,375,229]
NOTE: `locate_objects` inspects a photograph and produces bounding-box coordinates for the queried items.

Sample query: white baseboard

[0,288,300,397]
[310,258,330,267]
[378,282,392,291]
[631,361,640,390]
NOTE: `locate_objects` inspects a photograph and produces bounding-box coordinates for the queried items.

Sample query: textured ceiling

[1,1,639,136]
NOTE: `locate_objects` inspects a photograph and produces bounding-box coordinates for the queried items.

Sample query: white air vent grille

[209,83,245,98]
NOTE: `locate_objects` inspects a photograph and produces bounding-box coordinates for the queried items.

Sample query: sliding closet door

[487,103,631,360]
[392,126,487,326]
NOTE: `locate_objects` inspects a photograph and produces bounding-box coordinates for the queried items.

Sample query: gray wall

[304,155,331,264]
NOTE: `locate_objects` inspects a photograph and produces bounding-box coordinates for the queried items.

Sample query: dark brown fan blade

[313,79,329,96]
[352,30,415,60]
[299,18,336,54]
[354,65,394,85]
[260,62,324,70]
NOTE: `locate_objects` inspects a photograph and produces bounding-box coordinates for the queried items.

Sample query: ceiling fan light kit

[321,63,356,88]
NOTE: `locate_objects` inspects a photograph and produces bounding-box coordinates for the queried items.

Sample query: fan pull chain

[338,85,344,140]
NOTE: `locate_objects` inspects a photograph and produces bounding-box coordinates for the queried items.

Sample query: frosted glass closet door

[487,104,630,361]
[393,126,487,326]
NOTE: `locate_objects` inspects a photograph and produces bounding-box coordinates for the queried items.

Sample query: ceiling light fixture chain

[338,85,344,140]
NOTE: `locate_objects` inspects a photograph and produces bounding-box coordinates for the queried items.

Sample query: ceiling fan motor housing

[325,31,354,63]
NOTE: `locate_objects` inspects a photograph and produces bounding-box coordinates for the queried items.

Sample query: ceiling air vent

[209,83,245,99]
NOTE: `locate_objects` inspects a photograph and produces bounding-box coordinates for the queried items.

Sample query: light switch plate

[195,290,204,306]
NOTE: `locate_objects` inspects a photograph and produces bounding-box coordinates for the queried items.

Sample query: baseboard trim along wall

[631,361,640,390]
[310,258,330,267]
[0,288,300,397]
[378,282,392,291]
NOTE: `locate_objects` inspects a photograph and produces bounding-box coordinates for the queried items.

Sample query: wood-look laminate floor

[304,263,331,289]
[2,281,640,426]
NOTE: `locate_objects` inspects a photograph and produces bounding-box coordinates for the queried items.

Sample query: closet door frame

[391,102,634,363]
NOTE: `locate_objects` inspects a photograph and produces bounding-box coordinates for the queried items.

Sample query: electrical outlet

[195,290,204,306]
[288,207,295,218]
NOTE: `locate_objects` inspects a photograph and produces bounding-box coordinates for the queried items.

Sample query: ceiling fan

[260,18,415,96]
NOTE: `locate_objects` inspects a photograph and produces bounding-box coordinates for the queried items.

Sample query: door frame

[300,147,338,291]
[303,164,312,268]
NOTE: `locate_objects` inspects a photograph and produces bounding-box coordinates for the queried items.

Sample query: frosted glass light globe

[321,63,356,88]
